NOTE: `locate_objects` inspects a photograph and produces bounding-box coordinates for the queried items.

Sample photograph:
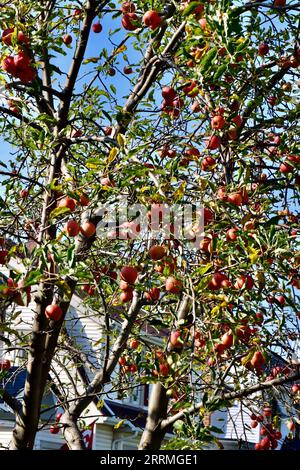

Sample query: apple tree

[0,0,300,451]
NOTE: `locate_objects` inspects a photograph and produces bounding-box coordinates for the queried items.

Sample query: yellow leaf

[114,419,125,430]
[97,399,104,410]
[198,177,208,190]
[246,246,260,265]
[86,162,99,169]
[57,279,72,297]
[115,44,127,55]
[107,147,119,164]
[173,182,186,201]
[211,305,221,316]
[117,133,126,148]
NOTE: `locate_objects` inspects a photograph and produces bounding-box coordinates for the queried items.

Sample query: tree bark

[138,296,191,449]
[138,383,169,450]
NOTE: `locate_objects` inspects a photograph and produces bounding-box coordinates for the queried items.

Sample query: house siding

[36,431,65,450]
[220,403,260,444]
[94,423,113,450]
[0,422,13,449]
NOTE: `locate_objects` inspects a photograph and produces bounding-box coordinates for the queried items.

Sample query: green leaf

[173,419,185,431]
[214,64,227,81]
[182,1,203,17]
[25,269,43,286]
[201,47,218,74]
[49,206,71,220]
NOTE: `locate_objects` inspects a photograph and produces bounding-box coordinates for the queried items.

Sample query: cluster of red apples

[1,28,36,83]
[58,196,96,239]
[251,408,282,451]
[121,2,162,32]
[118,244,183,304]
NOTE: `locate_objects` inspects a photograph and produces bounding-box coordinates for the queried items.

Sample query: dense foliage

[0,0,299,450]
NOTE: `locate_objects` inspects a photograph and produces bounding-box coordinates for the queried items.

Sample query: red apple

[104,126,112,136]
[0,359,11,370]
[203,207,214,226]
[162,86,177,101]
[143,10,162,30]
[65,219,80,237]
[206,135,221,150]
[2,28,29,46]
[149,245,165,261]
[128,338,139,349]
[123,66,133,74]
[170,330,184,349]
[58,196,76,212]
[130,364,137,372]
[63,34,72,45]
[121,13,139,31]
[50,425,59,434]
[120,266,138,284]
[234,274,254,290]
[119,356,126,366]
[159,363,170,376]
[80,221,96,238]
[211,115,226,130]
[120,289,133,303]
[263,407,272,417]
[227,192,243,206]
[209,272,229,290]
[19,188,29,199]
[221,331,233,348]
[258,42,269,56]
[1,55,18,77]
[214,343,226,355]
[276,295,285,306]
[121,2,136,13]
[92,22,102,33]
[280,161,293,173]
[13,51,31,69]
[165,276,182,294]
[201,156,216,171]
[79,194,90,206]
[231,115,243,127]
[17,66,37,83]
[45,304,63,321]
[0,249,8,264]
[267,96,277,106]
[250,351,265,369]
[226,227,238,242]
[144,286,160,302]
[274,0,286,7]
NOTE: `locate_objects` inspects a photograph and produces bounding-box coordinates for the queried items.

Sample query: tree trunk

[138,383,169,450]
[139,296,191,449]
[61,412,86,450]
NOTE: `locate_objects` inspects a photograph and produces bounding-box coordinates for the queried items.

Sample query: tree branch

[160,369,300,431]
